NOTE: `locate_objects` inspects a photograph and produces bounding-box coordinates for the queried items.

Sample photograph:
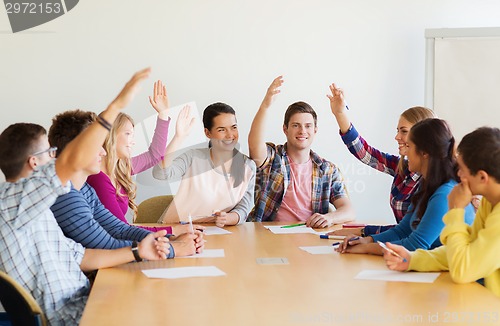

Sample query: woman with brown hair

[327,83,436,237]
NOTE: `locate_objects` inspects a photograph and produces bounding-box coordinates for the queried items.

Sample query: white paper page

[142,266,225,279]
[264,225,322,235]
[178,249,225,258]
[355,270,440,283]
[299,245,340,255]
[203,226,232,235]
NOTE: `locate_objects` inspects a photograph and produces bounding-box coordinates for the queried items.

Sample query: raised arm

[148,80,171,121]
[326,83,351,134]
[160,105,196,168]
[248,76,283,167]
[56,68,151,185]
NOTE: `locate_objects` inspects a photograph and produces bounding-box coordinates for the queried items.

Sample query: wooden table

[80,223,499,325]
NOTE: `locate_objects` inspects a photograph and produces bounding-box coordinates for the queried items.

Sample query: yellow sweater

[409,198,500,297]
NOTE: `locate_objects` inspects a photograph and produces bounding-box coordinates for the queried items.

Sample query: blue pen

[331,242,341,247]
[348,236,360,242]
[320,234,345,240]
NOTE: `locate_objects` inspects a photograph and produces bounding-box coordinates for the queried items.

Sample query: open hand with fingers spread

[174,105,196,139]
[148,80,170,120]
[326,83,347,116]
[260,76,284,110]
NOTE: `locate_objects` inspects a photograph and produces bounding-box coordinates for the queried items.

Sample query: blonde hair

[103,113,138,219]
[397,106,437,176]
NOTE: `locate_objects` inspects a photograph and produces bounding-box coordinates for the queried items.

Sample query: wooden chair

[135,195,174,223]
[0,271,46,326]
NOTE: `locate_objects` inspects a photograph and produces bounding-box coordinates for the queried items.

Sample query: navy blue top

[51,183,150,249]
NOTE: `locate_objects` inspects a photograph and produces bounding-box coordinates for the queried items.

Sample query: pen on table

[319,235,345,240]
[281,222,306,229]
[331,242,341,247]
[377,241,407,262]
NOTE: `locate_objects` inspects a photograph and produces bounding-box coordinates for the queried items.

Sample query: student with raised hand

[247,76,354,227]
[87,80,198,233]
[336,118,475,255]
[0,68,171,325]
[382,127,500,297]
[326,83,436,237]
[153,102,256,227]
[48,109,203,256]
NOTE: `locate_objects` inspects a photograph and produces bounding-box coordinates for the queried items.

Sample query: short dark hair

[283,101,317,127]
[458,126,500,182]
[0,123,46,179]
[202,102,236,130]
[48,110,97,157]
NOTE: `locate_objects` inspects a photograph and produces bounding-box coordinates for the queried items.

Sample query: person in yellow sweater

[382,126,500,297]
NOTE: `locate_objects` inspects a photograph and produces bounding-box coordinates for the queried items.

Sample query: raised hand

[260,75,284,110]
[109,67,151,112]
[326,83,346,116]
[148,80,170,119]
[175,105,196,139]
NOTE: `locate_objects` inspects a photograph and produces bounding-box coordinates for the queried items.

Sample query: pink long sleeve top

[87,117,172,233]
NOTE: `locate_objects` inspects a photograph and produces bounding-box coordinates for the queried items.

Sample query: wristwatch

[131,241,143,262]
[360,228,365,237]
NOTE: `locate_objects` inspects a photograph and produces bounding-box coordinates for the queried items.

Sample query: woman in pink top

[87,80,195,235]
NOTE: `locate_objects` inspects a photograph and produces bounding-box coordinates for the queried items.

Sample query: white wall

[1,0,499,224]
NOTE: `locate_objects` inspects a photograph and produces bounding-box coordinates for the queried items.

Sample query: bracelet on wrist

[96,113,112,131]
[131,241,143,262]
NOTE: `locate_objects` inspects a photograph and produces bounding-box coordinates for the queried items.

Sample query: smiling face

[204,113,238,152]
[115,119,135,159]
[405,135,427,176]
[283,112,317,151]
[395,116,413,156]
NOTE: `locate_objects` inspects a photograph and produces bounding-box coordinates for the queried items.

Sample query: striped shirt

[51,182,151,249]
[249,143,348,222]
[0,161,89,325]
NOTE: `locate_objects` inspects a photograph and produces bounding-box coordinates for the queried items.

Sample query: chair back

[135,195,174,223]
[0,271,46,326]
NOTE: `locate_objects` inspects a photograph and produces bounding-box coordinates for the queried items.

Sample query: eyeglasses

[31,146,58,158]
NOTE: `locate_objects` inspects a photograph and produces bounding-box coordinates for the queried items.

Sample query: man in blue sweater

[48,109,203,256]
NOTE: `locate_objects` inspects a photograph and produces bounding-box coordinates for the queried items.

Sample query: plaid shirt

[0,161,89,325]
[249,143,348,222]
[341,124,421,223]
